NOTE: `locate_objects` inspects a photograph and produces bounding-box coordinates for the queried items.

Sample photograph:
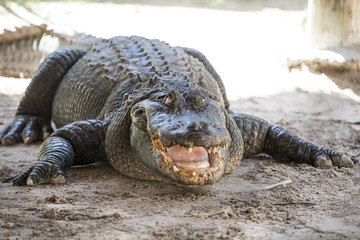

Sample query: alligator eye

[165,95,173,105]
[152,93,166,102]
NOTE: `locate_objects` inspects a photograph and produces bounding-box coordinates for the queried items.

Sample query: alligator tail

[0,24,97,78]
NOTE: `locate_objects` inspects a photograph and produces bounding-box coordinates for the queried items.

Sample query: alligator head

[106,86,243,186]
[132,86,236,184]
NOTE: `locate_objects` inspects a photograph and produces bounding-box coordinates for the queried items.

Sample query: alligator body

[0,26,358,186]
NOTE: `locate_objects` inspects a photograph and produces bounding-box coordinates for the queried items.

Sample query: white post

[307,0,360,48]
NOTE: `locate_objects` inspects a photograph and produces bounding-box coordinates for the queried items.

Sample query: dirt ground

[1,1,360,239]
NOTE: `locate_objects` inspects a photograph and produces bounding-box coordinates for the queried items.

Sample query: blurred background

[0,0,359,118]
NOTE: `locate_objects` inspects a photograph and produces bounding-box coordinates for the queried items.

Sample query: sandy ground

[1,1,360,239]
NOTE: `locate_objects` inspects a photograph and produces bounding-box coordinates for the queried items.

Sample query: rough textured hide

[0,27,357,186]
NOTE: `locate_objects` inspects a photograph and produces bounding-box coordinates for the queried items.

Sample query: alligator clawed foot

[3,163,67,186]
[2,168,33,186]
[0,115,53,145]
[314,148,358,168]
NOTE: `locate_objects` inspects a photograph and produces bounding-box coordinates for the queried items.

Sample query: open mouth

[148,138,228,185]
[151,138,227,171]
[166,145,210,169]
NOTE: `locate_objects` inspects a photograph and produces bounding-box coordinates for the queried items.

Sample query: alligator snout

[158,118,229,148]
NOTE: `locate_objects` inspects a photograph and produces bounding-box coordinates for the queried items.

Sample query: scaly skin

[0,28,358,186]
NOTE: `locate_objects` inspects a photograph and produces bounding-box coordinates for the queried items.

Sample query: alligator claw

[315,148,357,168]
[3,164,67,186]
[2,168,33,186]
[314,154,333,168]
[0,115,53,145]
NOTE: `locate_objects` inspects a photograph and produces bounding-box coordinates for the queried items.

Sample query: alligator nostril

[187,122,206,132]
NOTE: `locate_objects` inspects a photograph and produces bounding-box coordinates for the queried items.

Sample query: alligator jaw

[151,138,228,185]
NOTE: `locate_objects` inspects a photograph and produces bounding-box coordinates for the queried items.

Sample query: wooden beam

[307,0,360,48]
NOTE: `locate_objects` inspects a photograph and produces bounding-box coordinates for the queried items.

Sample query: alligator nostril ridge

[187,122,207,132]
[133,108,145,119]
[132,107,148,131]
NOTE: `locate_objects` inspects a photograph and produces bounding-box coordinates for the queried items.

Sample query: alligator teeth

[208,147,222,155]
[209,148,216,154]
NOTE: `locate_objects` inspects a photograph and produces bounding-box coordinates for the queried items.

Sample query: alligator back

[52,36,226,127]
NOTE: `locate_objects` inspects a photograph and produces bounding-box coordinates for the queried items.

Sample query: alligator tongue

[167,145,210,168]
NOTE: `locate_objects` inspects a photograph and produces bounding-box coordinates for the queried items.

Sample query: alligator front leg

[0,48,86,145]
[231,113,358,168]
[3,120,108,186]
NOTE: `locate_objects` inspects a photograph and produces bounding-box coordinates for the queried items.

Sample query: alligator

[0,25,358,186]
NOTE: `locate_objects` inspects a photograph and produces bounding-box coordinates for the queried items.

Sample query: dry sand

[1,1,360,239]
